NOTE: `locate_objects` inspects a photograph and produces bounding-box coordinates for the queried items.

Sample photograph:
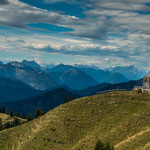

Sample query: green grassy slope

[0,113,26,124]
[0,91,150,150]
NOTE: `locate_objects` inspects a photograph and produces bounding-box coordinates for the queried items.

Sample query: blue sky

[0,0,150,69]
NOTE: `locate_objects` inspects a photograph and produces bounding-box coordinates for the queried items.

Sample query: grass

[0,91,150,149]
[0,113,26,124]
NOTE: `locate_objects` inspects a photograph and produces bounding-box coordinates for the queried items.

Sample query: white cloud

[0,0,150,68]
[0,0,79,28]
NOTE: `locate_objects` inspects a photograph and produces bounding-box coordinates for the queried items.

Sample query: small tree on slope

[94,140,114,150]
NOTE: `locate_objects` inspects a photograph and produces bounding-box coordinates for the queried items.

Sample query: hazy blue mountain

[22,60,41,71]
[45,65,98,90]
[107,65,146,80]
[78,68,129,84]
[45,64,128,89]
[0,76,42,102]
[60,69,98,90]
[49,64,74,72]
[49,64,128,84]
[0,62,58,90]
[0,88,78,115]
[41,64,56,70]
[73,64,100,70]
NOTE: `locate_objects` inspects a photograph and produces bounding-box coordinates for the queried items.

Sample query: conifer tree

[1,105,5,113]
[35,108,40,118]
[39,108,45,116]
[9,109,14,117]
[27,113,33,121]
[63,97,68,104]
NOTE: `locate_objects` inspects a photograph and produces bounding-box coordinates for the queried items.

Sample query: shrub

[94,140,105,150]
[94,140,114,150]
[137,89,142,94]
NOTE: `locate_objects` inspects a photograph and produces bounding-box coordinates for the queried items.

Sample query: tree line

[0,105,46,131]
[63,96,75,104]
[0,118,22,131]
[0,105,45,120]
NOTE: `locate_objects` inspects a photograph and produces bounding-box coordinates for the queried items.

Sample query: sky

[0,0,150,69]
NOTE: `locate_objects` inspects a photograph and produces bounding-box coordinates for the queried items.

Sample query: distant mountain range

[0,71,143,115]
[0,61,58,90]
[22,60,41,71]
[45,64,98,90]
[77,67,128,84]
[44,64,129,89]
[107,65,146,80]
[0,60,146,98]
[73,64,101,70]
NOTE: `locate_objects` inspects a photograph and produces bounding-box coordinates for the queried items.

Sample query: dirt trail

[115,128,150,149]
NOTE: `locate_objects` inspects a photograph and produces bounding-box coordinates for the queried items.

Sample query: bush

[94,140,114,150]
[137,89,142,94]
[94,140,105,150]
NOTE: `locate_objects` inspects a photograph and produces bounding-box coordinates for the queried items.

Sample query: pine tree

[35,108,40,118]
[39,108,44,116]
[27,113,33,121]
[69,96,73,102]
[9,109,14,117]
[63,97,68,104]
[1,105,5,113]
